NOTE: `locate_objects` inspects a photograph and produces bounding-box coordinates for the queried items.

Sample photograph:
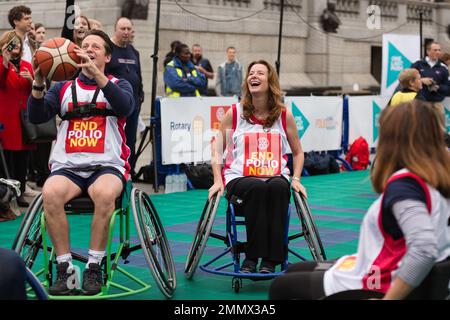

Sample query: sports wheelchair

[11,181,176,299]
[184,190,327,293]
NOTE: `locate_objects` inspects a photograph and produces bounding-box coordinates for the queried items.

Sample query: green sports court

[0,170,376,300]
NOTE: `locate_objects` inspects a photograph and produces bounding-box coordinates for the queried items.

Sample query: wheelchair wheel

[184,192,220,279]
[131,188,176,299]
[293,191,326,262]
[12,194,44,269]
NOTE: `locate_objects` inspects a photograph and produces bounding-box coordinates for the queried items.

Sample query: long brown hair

[371,100,450,197]
[240,60,285,128]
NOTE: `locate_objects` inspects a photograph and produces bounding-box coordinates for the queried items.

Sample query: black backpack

[182,163,214,189]
[0,179,19,222]
[304,152,340,175]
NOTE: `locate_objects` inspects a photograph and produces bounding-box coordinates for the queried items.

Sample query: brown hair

[240,60,285,128]
[83,29,114,56]
[0,30,23,58]
[8,5,31,29]
[34,23,45,32]
[398,68,420,89]
[371,100,450,197]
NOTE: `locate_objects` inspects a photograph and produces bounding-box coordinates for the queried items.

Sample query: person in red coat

[0,30,36,206]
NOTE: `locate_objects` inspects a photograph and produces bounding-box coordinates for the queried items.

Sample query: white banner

[348,96,390,148]
[160,97,238,165]
[381,34,420,97]
[284,96,343,152]
[440,98,450,134]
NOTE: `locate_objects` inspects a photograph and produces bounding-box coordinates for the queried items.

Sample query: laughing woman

[208,60,306,274]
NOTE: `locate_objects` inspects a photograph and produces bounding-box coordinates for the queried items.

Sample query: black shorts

[48,167,126,194]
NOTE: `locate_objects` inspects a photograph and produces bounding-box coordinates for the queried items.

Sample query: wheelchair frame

[184,190,326,292]
[12,181,176,300]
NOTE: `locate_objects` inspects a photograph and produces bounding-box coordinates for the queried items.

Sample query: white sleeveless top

[324,169,450,295]
[222,103,290,185]
[49,76,130,179]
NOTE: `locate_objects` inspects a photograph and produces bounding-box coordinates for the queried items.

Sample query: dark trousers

[269,261,331,300]
[3,150,28,194]
[0,248,27,300]
[29,142,51,186]
[226,176,290,263]
[125,101,141,174]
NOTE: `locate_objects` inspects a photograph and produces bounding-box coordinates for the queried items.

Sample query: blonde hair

[0,30,23,58]
[89,18,103,30]
[371,100,450,197]
[398,68,420,90]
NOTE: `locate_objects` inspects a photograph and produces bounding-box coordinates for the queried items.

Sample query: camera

[6,37,19,52]
[428,80,439,92]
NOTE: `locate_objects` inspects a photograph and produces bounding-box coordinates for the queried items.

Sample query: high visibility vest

[165,61,201,97]
[390,91,417,107]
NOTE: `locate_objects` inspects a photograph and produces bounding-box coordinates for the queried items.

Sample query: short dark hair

[175,43,189,56]
[426,41,440,51]
[8,5,32,29]
[83,29,114,56]
[170,40,181,51]
[227,46,236,52]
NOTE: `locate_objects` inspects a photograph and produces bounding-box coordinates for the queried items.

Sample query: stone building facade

[2,0,450,104]
[0,0,449,170]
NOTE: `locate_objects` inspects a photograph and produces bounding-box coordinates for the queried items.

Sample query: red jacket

[0,56,36,151]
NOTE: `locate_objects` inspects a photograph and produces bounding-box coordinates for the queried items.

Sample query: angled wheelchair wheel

[293,191,326,262]
[12,194,44,269]
[25,267,48,300]
[131,188,176,299]
[184,192,220,279]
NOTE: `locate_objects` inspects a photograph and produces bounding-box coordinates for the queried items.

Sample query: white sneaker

[23,184,40,197]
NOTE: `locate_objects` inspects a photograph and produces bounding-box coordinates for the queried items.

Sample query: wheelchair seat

[185,190,327,292]
[64,196,122,212]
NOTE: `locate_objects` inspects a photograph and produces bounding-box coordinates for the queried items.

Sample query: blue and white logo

[387,42,412,88]
[291,102,310,138]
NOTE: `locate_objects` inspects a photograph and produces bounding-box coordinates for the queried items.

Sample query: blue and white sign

[381,34,420,97]
[348,96,391,148]
[285,97,343,152]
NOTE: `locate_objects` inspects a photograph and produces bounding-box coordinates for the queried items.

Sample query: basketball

[33,37,81,82]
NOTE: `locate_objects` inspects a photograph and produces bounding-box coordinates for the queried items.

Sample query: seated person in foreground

[269,100,450,300]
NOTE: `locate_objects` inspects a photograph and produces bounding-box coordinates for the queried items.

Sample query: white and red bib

[49,76,130,179]
[324,169,450,295]
[222,103,290,185]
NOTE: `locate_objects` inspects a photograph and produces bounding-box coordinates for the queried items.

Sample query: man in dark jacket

[163,43,206,97]
[411,41,450,102]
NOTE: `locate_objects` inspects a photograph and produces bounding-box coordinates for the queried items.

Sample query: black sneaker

[259,260,276,274]
[49,262,77,296]
[82,263,103,295]
[240,258,257,273]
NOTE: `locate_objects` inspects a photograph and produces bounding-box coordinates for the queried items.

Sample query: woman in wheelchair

[269,100,450,300]
[208,60,307,274]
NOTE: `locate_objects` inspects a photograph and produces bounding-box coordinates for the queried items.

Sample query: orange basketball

[33,37,81,82]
